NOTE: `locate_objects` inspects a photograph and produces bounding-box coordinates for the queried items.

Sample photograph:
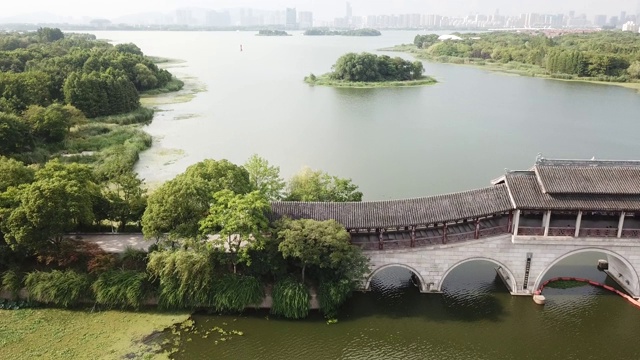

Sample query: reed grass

[1,270,23,297]
[92,270,149,309]
[271,278,310,319]
[93,107,155,125]
[212,275,264,312]
[147,250,217,309]
[318,279,353,318]
[24,270,91,307]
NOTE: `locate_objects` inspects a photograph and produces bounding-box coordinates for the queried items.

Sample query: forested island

[256,30,291,36]
[304,28,381,36]
[305,52,436,88]
[392,31,640,87]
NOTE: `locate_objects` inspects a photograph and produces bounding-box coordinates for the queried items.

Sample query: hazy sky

[4,0,640,21]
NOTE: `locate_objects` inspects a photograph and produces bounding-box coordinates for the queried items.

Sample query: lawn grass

[0,308,190,360]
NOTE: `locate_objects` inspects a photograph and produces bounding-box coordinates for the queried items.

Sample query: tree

[2,176,94,251]
[0,112,32,155]
[23,103,79,143]
[142,159,253,241]
[277,218,363,283]
[37,28,64,43]
[286,167,362,202]
[244,154,286,201]
[199,190,270,274]
[104,171,147,232]
[0,156,34,193]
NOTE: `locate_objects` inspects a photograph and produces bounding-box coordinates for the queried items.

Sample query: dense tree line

[329,52,424,82]
[412,31,640,80]
[304,28,381,36]
[0,28,173,117]
[0,155,367,318]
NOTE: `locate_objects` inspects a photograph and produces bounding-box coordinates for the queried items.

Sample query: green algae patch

[0,308,190,360]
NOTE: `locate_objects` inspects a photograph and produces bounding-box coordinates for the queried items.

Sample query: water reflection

[164,252,640,360]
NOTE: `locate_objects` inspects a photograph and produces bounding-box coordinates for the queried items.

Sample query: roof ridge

[272,184,507,205]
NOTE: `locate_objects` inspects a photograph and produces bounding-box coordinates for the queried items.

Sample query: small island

[305,52,436,88]
[304,28,381,36]
[388,31,640,89]
[256,29,291,36]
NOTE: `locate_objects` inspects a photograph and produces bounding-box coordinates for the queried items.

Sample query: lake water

[87,31,640,359]
[90,30,640,200]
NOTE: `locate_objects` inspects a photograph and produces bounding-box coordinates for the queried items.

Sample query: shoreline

[384,45,640,93]
[304,74,437,88]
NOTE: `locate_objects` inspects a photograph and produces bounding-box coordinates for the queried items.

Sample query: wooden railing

[478,225,509,238]
[578,228,618,238]
[621,229,640,238]
[547,227,576,237]
[518,227,544,236]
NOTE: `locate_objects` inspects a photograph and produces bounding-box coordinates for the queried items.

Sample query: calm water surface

[85,31,640,358]
[163,252,640,360]
[88,30,640,200]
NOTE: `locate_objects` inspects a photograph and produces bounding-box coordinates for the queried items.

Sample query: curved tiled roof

[505,171,640,211]
[270,184,513,229]
[535,165,640,195]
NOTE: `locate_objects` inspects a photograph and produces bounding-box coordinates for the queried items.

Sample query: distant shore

[384,44,640,92]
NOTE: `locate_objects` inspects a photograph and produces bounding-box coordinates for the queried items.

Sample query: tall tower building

[346,2,353,22]
[286,8,297,29]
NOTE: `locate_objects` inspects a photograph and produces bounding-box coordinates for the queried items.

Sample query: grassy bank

[385,44,640,92]
[0,308,189,360]
[304,74,437,88]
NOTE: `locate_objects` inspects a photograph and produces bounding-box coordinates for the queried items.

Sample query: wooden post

[410,226,416,248]
[378,228,384,250]
[474,218,480,239]
[442,223,448,244]
[507,210,513,233]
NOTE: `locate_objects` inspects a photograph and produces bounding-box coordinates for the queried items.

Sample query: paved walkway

[74,233,151,253]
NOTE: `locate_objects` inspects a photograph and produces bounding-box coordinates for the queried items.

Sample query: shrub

[93,107,154,125]
[271,278,309,319]
[212,275,263,312]
[92,270,149,309]
[24,270,91,307]
[121,246,148,271]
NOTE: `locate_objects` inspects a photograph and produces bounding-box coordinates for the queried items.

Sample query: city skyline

[2,0,640,24]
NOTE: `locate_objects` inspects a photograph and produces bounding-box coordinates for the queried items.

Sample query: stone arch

[364,263,427,292]
[437,257,517,293]
[532,248,640,297]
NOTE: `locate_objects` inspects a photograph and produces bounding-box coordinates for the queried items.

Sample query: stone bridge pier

[362,235,640,298]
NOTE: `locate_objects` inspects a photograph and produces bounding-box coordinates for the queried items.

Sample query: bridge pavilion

[270,157,640,297]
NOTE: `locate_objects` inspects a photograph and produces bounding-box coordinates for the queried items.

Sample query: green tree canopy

[199,190,270,273]
[244,154,286,201]
[330,52,424,82]
[0,112,32,155]
[285,167,363,202]
[142,159,253,241]
[277,218,367,283]
[0,156,34,193]
[2,176,95,251]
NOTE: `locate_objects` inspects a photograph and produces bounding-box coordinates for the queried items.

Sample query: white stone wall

[363,235,640,298]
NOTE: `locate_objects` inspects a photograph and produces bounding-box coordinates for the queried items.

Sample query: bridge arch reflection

[532,248,640,296]
[365,264,427,292]
[438,257,517,293]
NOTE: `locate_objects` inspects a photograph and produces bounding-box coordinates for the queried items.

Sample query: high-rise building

[621,11,628,22]
[298,11,313,29]
[176,9,193,25]
[286,8,297,29]
[594,14,607,27]
[622,21,639,32]
[346,2,353,20]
